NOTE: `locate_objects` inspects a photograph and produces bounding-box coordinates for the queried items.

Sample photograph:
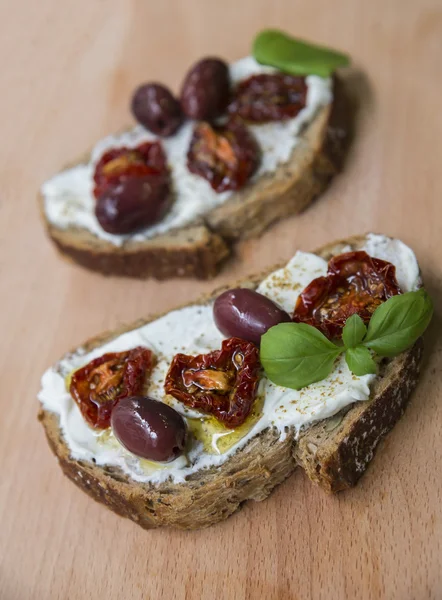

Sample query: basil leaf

[260,322,343,390]
[345,345,377,377]
[364,289,433,357]
[253,29,350,78]
[342,314,367,348]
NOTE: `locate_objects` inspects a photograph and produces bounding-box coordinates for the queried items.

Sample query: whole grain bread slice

[39,77,351,280]
[38,234,424,530]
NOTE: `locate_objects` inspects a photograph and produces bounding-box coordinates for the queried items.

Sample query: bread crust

[39,78,351,279]
[294,340,423,492]
[38,234,425,529]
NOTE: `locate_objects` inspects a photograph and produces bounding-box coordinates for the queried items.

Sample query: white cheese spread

[41,57,333,246]
[38,234,420,484]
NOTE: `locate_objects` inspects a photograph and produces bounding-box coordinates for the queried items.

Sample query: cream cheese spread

[41,57,333,246]
[38,234,420,484]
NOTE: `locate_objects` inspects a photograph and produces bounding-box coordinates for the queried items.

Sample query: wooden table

[1,1,441,598]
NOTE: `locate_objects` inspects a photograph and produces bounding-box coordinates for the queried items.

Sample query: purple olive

[95,174,171,234]
[111,396,187,462]
[180,57,230,120]
[131,83,183,137]
[213,288,291,344]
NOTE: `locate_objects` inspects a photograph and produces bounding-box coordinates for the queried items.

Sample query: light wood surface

[1,1,441,598]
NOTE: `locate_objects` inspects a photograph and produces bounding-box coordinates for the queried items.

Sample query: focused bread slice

[39,78,350,280]
[38,234,424,530]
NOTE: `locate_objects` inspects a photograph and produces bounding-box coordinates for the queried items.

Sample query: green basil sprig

[260,322,342,390]
[260,289,433,390]
[253,29,350,78]
[345,344,377,377]
[364,290,433,356]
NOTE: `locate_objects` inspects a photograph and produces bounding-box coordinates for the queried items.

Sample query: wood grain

[1,1,441,598]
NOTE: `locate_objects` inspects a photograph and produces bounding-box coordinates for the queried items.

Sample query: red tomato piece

[93,141,168,199]
[70,346,156,429]
[228,73,307,123]
[164,337,261,428]
[186,121,260,193]
[293,251,402,338]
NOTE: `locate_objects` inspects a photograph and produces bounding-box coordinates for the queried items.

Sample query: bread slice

[38,234,424,530]
[39,77,351,280]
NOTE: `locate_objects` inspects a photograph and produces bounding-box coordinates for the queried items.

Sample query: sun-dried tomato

[164,338,261,428]
[186,121,260,193]
[228,73,307,123]
[293,251,402,339]
[93,141,168,199]
[70,346,156,429]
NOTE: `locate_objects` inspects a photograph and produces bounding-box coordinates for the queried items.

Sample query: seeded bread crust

[39,77,351,280]
[38,234,425,530]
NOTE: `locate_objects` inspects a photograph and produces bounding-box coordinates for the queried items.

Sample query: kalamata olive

[111,396,187,462]
[131,83,183,137]
[213,288,291,344]
[180,57,230,120]
[95,174,171,234]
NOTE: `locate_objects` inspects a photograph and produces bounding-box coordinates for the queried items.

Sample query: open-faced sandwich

[38,233,432,529]
[40,31,352,279]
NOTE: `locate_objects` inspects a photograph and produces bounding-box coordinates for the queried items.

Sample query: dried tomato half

[293,251,402,339]
[187,121,260,193]
[228,74,307,123]
[93,141,168,199]
[164,338,261,428]
[70,346,156,429]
